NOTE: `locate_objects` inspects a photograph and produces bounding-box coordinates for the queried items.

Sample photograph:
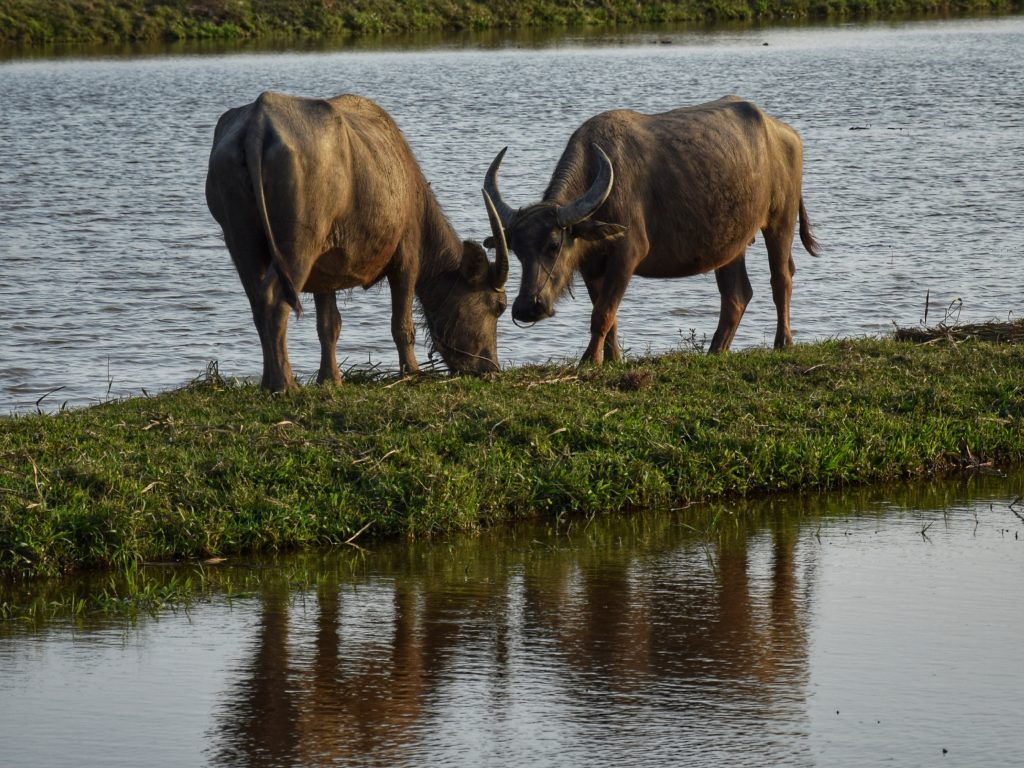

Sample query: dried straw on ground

[894,319,1024,345]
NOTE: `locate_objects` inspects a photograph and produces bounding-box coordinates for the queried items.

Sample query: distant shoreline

[1,0,1021,48]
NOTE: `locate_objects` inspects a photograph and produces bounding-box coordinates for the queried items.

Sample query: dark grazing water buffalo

[206,91,509,391]
[482,96,820,364]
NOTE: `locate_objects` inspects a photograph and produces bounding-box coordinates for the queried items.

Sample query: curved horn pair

[483,144,615,232]
[482,189,509,290]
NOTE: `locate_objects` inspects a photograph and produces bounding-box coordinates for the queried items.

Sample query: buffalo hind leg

[224,230,273,377]
[763,223,797,349]
[709,254,753,353]
[223,231,297,391]
[257,265,298,392]
[314,292,343,385]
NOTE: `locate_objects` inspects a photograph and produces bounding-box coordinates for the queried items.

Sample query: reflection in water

[217,580,300,764]
[2,472,1023,766]
[206,512,813,766]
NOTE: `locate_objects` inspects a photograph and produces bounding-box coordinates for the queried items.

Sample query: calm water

[0,18,1022,411]
[2,474,1023,766]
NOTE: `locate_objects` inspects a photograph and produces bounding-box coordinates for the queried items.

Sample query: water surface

[2,474,1023,766]
[1,18,1023,410]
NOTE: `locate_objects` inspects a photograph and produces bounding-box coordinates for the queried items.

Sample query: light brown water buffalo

[206,91,509,391]
[482,96,820,364]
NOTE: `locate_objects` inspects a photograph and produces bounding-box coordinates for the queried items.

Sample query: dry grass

[893,318,1024,345]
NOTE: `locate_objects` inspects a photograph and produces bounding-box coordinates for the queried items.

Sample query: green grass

[2,335,1024,581]
[1,0,1021,47]
[0,563,204,625]
[4,466,1012,626]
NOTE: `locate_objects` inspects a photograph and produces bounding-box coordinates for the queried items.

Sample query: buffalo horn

[482,189,509,290]
[556,144,615,228]
[483,147,516,228]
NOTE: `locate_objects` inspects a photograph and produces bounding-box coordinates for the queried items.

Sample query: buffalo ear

[460,240,491,284]
[572,220,627,242]
[483,236,496,249]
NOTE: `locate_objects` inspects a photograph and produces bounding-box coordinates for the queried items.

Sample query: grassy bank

[2,332,1024,581]
[1,0,1021,47]
[5,469,1017,625]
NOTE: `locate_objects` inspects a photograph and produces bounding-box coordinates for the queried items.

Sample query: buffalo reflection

[209,508,813,765]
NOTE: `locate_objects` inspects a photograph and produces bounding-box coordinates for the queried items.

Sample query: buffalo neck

[414,183,463,311]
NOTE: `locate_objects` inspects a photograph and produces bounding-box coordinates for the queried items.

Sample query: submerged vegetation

[2,330,1024,582]
[1,0,1021,47]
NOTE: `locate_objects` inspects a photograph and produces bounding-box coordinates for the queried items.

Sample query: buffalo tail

[246,115,303,316]
[798,198,821,257]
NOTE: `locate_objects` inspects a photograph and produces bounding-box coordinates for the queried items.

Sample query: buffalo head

[483,144,626,323]
[422,208,508,374]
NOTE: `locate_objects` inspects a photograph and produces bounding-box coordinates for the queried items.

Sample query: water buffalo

[206,91,509,391]
[482,96,820,364]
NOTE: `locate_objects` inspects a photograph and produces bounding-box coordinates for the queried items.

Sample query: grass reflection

[3,466,1019,628]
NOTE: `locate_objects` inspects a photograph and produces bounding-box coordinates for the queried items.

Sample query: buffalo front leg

[387,271,419,375]
[581,269,633,366]
[257,265,298,392]
[582,272,621,363]
[709,254,753,353]
[314,292,343,385]
[764,226,797,349]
